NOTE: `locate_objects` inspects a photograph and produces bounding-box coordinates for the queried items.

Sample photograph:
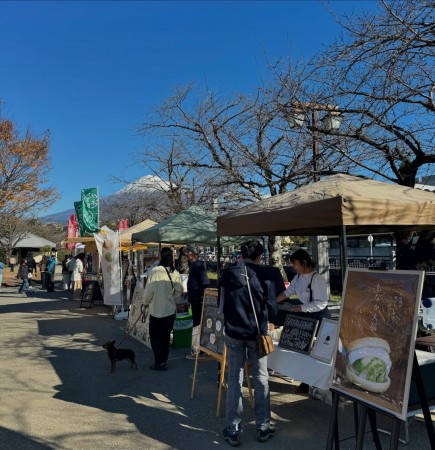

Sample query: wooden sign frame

[198,289,225,358]
[191,288,252,416]
[332,268,424,420]
[191,289,226,416]
[126,288,151,348]
[278,314,318,354]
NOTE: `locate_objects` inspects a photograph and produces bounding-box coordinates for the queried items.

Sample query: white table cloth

[267,344,334,390]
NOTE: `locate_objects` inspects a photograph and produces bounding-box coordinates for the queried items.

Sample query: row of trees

[121,0,434,270]
[0,115,58,258]
[2,1,432,271]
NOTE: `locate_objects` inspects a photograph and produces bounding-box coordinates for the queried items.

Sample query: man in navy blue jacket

[219,240,278,446]
[186,244,209,327]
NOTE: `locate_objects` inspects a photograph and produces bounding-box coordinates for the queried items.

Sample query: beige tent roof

[119,219,157,245]
[217,174,435,237]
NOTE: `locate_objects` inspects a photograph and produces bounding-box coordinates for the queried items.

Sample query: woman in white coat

[277,249,330,393]
[72,253,85,300]
[277,249,330,321]
[143,247,183,371]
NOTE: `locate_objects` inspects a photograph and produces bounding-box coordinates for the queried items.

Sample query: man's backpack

[46,258,56,272]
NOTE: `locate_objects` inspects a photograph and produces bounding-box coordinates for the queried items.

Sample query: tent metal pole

[97,185,100,230]
[217,236,221,278]
[114,230,128,320]
[340,225,348,289]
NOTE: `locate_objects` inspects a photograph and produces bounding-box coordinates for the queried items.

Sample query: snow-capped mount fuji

[114,175,171,195]
[40,175,170,224]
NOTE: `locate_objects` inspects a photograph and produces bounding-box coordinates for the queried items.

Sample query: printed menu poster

[126,288,151,348]
[332,269,424,419]
[200,289,225,356]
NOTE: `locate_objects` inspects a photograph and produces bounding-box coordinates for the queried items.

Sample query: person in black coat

[26,252,37,286]
[186,244,209,327]
[218,240,278,445]
[17,259,29,293]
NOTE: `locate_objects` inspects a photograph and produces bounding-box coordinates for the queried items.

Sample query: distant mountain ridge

[40,209,75,225]
[39,175,169,225]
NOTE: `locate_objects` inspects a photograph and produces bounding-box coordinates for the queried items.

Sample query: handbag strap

[298,271,317,302]
[243,265,261,336]
[164,266,175,293]
[308,272,317,302]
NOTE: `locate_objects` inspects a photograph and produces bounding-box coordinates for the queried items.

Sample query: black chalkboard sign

[199,289,225,357]
[278,314,319,354]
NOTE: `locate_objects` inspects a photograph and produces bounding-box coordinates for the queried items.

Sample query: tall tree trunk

[268,235,288,281]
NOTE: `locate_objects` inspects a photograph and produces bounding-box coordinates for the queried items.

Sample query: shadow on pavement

[1,283,432,449]
[0,425,53,449]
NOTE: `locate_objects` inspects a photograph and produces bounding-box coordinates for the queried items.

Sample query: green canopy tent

[131,206,220,245]
[131,205,250,250]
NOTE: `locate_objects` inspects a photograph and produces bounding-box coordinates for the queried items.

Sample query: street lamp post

[312,110,319,182]
[287,102,342,285]
[287,102,342,181]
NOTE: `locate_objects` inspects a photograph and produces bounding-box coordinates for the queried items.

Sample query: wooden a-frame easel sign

[190,288,252,416]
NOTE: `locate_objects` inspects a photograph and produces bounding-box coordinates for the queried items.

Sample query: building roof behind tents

[1,233,56,249]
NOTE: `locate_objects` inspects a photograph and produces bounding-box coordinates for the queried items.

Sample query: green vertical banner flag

[74,201,85,237]
[81,187,99,235]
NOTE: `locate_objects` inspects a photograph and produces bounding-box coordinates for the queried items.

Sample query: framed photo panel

[311,319,339,363]
[332,269,424,420]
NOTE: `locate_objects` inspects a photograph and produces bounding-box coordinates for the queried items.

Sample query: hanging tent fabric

[216,174,435,238]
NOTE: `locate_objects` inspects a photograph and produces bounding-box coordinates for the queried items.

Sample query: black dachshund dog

[102,340,138,373]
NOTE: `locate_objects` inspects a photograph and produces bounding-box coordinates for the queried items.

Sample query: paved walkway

[0,282,432,449]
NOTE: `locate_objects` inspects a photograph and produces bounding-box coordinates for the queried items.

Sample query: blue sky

[0,0,377,217]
